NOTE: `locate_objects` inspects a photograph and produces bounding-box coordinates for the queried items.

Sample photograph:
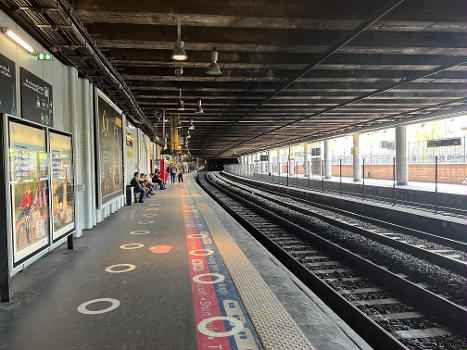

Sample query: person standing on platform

[130,172,146,203]
[177,167,184,183]
[170,165,177,184]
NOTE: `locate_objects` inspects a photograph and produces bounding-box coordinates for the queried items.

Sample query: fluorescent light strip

[2,27,36,55]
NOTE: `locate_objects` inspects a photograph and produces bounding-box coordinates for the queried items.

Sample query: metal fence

[226,157,467,217]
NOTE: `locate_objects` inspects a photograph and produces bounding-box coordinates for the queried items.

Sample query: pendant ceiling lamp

[188,119,195,130]
[206,47,222,76]
[195,98,204,114]
[177,89,185,111]
[172,18,187,61]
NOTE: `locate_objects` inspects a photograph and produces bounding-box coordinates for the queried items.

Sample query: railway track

[219,172,467,276]
[248,173,467,219]
[197,172,467,350]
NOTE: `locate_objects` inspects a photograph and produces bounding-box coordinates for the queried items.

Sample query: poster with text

[9,121,49,263]
[97,95,123,203]
[0,53,16,115]
[20,68,53,127]
[50,132,75,240]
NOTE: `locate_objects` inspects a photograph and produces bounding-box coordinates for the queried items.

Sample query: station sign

[427,138,461,147]
[0,53,16,115]
[20,67,53,127]
[311,147,321,156]
[260,155,268,161]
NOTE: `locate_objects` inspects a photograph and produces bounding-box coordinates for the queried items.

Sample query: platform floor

[267,172,467,195]
[0,175,371,350]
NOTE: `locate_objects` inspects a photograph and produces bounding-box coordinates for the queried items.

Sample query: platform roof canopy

[2,0,466,157]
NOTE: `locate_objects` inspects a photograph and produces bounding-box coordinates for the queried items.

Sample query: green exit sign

[38,53,53,61]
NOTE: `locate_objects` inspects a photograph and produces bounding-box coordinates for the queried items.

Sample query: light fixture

[195,98,204,114]
[1,27,36,55]
[189,119,195,130]
[175,65,183,76]
[206,47,221,76]
[171,18,187,61]
[177,89,185,111]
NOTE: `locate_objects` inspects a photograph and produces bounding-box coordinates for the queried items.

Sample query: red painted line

[181,189,233,350]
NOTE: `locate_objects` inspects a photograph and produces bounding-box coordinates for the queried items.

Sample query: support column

[268,151,273,175]
[276,149,280,175]
[396,125,408,185]
[287,147,295,176]
[324,140,332,179]
[353,133,361,181]
[303,142,309,177]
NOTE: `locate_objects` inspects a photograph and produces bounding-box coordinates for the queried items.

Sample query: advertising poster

[50,132,75,240]
[97,95,123,203]
[20,67,53,127]
[0,53,16,115]
[9,121,49,263]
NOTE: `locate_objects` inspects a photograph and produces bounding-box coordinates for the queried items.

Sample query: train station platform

[0,175,370,350]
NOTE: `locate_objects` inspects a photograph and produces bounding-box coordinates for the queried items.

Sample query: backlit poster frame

[49,130,75,241]
[8,118,50,265]
[95,91,124,207]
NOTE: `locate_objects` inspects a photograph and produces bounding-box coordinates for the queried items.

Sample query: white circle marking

[187,233,209,239]
[77,298,120,315]
[197,316,244,337]
[137,221,155,224]
[105,264,136,273]
[130,230,150,235]
[120,243,144,250]
[193,273,225,284]
[189,249,214,256]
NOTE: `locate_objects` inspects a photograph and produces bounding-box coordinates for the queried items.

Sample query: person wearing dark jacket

[130,172,146,203]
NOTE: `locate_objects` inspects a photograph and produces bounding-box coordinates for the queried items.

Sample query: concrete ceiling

[2,0,466,157]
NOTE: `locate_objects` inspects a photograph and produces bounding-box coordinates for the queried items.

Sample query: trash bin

[126,185,134,206]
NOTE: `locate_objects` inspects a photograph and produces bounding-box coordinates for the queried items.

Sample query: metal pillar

[288,146,293,176]
[324,139,332,179]
[396,125,408,185]
[268,151,272,175]
[0,116,9,302]
[303,142,310,177]
[353,133,362,181]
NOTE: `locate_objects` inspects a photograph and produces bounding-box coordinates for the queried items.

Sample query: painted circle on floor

[187,233,209,239]
[148,245,172,254]
[149,204,160,207]
[144,213,158,217]
[146,208,160,211]
[192,273,225,284]
[185,223,203,228]
[189,249,214,256]
[77,298,120,315]
[197,316,244,337]
[105,264,136,273]
[137,221,155,224]
[120,243,144,250]
[130,230,150,235]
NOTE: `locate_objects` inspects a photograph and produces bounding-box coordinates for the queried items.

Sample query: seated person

[130,172,146,203]
[151,171,166,190]
[139,173,153,196]
[145,174,157,194]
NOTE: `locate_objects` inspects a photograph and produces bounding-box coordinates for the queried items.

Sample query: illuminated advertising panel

[97,95,123,203]
[50,131,75,240]
[8,121,49,263]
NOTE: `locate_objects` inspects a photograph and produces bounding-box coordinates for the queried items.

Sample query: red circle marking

[149,245,173,254]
